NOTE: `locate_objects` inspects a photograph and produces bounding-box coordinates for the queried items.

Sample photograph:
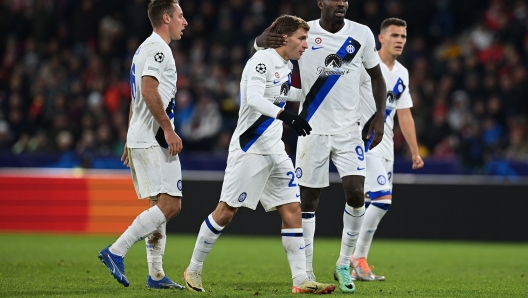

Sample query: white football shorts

[220,150,300,212]
[128,145,183,199]
[295,128,366,188]
[364,153,393,197]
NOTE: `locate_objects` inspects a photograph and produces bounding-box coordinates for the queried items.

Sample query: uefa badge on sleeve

[255,63,266,74]
[154,52,165,63]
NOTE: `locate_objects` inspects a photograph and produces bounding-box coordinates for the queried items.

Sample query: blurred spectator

[0,0,527,174]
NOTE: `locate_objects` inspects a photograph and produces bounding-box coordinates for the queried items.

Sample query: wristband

[254,39,265,51]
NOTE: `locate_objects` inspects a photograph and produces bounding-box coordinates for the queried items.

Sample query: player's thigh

[129,146,183,199]
[364,154,392,198]
[260,154,300,212]
[330,131,366,178]
[219,150,272,210]
[295,134,331,188]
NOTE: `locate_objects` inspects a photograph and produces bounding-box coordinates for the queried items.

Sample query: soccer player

[183,15,335,294]
[254,0,387,293]
[97,0,187,289]
[352,18,424,281]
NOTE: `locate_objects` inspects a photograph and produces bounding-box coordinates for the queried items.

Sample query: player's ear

[317,0,323,10]
[163,13,170,24]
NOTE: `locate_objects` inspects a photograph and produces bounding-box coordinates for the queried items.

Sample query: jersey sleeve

[362,28,380,69]
[245,54,272,88]
[397,68,413,109]
[141,42,170,82]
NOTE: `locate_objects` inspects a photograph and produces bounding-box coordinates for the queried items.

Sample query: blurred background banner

[1,0,528,176]
[2,168,528,241]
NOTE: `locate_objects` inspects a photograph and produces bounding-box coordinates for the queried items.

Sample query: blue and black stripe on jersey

[155,98,176,148]
[362,77,405,149]
[392,77,406,99]
[299,37,362,122]
[239,102,286,152]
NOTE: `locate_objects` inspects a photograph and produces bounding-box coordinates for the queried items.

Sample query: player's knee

[300,188,320,211]
[345,187,364,202]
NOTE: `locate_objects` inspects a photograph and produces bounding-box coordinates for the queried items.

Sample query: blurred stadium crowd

[1,0,528,173]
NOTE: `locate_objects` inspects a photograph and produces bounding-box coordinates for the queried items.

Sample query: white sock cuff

[206,214,224,233]
[345,204,365,217]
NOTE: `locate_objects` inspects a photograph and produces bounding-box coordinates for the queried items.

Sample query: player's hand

[121,143,130,167]
[255,23,287,49]
[366,111,384,150]
[164,130,183,156]
[412,154,424,170]
[278,110,312,136]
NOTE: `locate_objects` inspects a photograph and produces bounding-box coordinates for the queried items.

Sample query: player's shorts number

[286,171,297,187]
[388,172,392,181]
[355,146,365,161]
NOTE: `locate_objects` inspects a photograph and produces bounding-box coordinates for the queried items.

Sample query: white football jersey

[229,49,293,154]
[297,20,380,134]
[360,59,413,160]
[127,32,177,149]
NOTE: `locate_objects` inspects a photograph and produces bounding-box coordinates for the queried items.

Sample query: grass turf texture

[0,234,526,297]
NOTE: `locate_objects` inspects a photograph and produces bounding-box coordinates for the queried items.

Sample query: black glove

[278,110,312,136]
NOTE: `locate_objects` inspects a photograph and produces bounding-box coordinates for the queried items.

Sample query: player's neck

[153,28,171,44]
[273,48,289,62]
[379,49,396,70]
[318,18,345,34]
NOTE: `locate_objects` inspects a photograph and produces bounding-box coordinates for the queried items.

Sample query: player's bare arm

[121,103,133,167]
[365,64,386,150]
[142,75,182,156]
[397,108,424,170]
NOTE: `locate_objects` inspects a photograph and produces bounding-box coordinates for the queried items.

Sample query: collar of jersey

[150,31,166,44]
[269,48,288,64]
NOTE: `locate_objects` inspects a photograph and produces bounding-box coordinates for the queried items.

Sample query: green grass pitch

[0,233,526,297]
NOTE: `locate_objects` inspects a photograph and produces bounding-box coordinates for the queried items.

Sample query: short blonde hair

[270,15,310,37]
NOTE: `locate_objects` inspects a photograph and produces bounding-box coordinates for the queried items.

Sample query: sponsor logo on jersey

[387,90,395,103]
[315,54,352,77]
[312,46,324,50]
[238,192,247,202]
[147,66,159,72]
[255,63,267,74]
[154,52,164,63]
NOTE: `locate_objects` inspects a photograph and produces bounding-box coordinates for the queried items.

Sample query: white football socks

[188,214,224,272]
[353,199,391,259]
[301,212,316,276]
[282,228,308,287]
[146,222,166,280]
[337,204,365,266]
[110,205,167,257]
